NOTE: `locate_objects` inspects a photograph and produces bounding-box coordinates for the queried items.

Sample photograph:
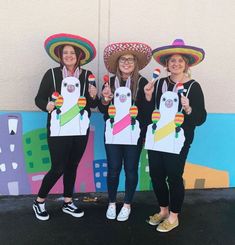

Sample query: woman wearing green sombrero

[33,33,98,221]
[144,39,207,232]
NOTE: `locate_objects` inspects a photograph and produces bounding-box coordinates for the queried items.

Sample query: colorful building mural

[0,111,234,196]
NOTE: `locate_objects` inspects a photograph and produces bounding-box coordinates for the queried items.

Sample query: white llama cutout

[145,80,185,154]
[50,71,89,136]
[105,77,140,145]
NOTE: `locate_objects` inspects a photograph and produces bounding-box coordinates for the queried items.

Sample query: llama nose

[67,84,75,93]
[119,94,127,103]
[165,99,173,108]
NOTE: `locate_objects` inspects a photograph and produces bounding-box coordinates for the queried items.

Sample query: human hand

[88,84,97,99]
[144,81,155,101]
[46,101,55,113]
[181,95,192,114]
[102,83,113,101]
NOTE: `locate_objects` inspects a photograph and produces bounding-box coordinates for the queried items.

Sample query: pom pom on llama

[145,80,185,154]
[105,77,140,145]
[50,68,89,136]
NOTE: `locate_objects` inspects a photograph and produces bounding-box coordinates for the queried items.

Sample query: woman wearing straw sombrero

[99,42,152,221]
[144,39,207,232]
[33,33,98,221]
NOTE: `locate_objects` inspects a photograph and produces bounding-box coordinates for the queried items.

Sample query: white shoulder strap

[51,68,56,91]
[82,70,88,96]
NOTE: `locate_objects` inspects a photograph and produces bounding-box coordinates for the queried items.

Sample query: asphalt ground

[0,189,235,245]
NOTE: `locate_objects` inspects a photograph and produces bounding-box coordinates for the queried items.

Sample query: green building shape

[139,149,152,191]
[23,128,51,173]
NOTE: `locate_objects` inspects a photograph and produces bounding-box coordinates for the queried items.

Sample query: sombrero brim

[44,33,96,66]
[152,45,205,67]
[104,42,152,74]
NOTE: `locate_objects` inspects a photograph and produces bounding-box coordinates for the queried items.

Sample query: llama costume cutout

[50,68,89,136]
[145,80,185,154]
[105,77,140,145]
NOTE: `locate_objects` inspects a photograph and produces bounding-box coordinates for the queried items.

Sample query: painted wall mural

[0,112,234,195]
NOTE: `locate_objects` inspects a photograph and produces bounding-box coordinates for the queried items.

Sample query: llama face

[60,77,81,110]
[114,87,132,111]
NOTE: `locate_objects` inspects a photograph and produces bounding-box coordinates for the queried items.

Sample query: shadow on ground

[0,189,235,245]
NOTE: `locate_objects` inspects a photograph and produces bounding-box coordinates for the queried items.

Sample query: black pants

[38,133,89,198]
[148,144,190,213]
[105,139,142,204]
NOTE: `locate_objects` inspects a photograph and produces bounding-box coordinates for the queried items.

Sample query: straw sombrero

[104,42,152,74]
[152,39,205,67]
[44,33,96,66]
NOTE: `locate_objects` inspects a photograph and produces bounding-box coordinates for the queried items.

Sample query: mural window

[8,116,18,135]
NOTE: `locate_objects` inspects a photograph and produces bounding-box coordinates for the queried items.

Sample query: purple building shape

[0,113,30,195]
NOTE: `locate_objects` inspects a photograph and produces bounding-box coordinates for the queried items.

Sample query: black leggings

[38,133,89,198]
[148,144,190,213]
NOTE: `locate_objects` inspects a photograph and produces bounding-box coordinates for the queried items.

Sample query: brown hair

[58,45,82,70]
[115,55,140,100]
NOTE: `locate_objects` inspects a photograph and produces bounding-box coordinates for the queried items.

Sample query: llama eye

[75,83,79,87]
[63,83,67,87]
[116,93,119,97]
[127,93,130,97]
[174,98,178,102]
[162,97,166,101]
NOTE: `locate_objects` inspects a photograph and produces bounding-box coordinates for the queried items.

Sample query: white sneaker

[117,206,131,221]
[106,204,116,220]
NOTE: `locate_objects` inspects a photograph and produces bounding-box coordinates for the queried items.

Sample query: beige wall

[0,0,234,112]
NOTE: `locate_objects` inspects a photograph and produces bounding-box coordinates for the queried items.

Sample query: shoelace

[67,202,77,210]
[38,203,46,212]
[150,213,161,221]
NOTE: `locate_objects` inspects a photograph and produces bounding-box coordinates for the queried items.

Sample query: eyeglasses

[119,57,135,64]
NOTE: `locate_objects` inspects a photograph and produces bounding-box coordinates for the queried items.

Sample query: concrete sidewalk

[0,189,235,245]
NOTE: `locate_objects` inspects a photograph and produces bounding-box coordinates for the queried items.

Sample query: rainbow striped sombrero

[44,33,96,66]
[152,39,205,67]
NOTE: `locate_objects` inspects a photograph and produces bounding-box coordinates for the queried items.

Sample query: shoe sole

[62,209,84,218]
[117,216,129,222]
[33,205,49,221]
[156,224,179,232]
[117,218,129,221]
[106,214,116,220]
[146,219,160,226]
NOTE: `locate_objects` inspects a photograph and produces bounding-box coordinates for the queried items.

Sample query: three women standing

[33,35,206,231]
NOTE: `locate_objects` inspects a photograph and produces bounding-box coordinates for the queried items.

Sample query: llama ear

[172,83,178,93]
[114,76,120,89]
[125,76,131,89]
[62,66,68,78]
[74,67,80,79]
[162,80,168,93]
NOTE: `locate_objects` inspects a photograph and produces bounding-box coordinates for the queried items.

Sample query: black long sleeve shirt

[143,77,207,146]
[35,67,98,131]
[98,75,149,139]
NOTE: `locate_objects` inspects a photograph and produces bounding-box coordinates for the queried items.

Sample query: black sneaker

[62,201,84,218]
[33,200,50,221]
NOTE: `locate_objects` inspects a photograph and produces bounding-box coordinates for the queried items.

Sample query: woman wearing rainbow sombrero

[144,39,207,232]
[99,42,152,221]
[33,33,98,221]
